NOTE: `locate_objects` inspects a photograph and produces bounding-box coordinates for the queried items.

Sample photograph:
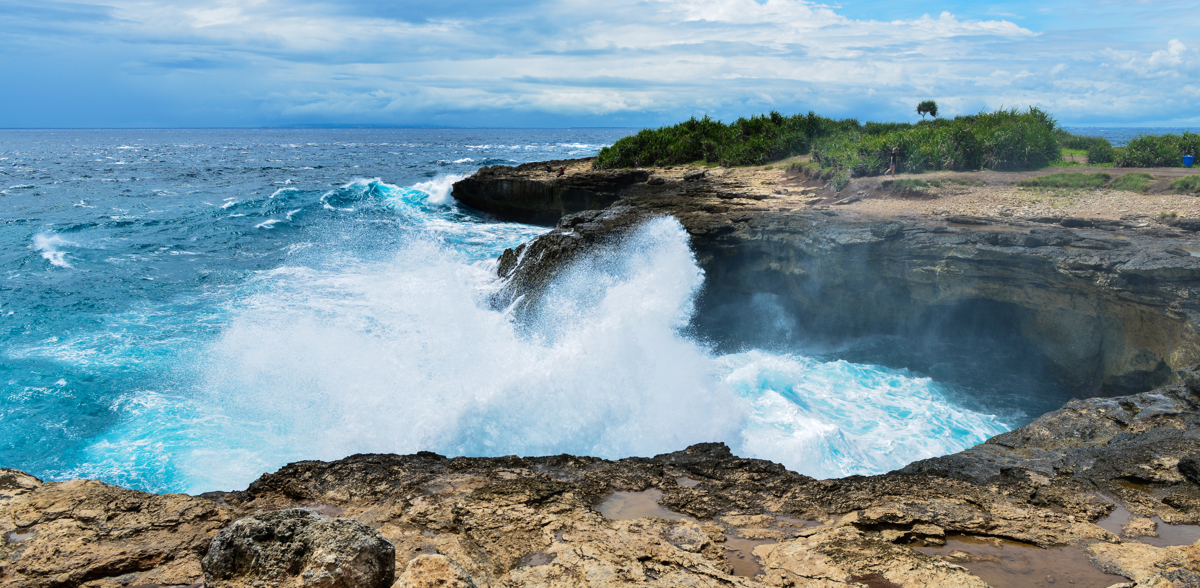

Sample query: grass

[1110,173,1154,193]
[881,178,933,195]
[946,177,985,186]
[1170,176,1200,193]
[1018,172,1110,190]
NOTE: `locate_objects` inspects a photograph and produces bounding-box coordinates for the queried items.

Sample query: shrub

[596,107,1063,192]
[1170,176,1200,193]
[1114,132,1200,167]
[810,107,1060,180]
[1087,141,1114,164]
[593,111,859,169]
[1110,173,1154,192]
[1017,172,1110,189]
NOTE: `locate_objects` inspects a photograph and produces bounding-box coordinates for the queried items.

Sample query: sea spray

[76,215,1007,493]
[1,129,1018,495]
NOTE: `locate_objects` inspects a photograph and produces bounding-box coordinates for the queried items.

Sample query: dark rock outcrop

[202,509,395,588]
[451,159,649,224]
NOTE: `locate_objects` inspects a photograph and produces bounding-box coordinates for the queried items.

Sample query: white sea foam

[255,219,282,229]
[80,217,1008,493]
[453,158,474,164]
[412,174,466,206]
[33,233,75,268]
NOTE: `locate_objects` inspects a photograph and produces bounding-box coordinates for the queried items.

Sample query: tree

[917,100,939,121]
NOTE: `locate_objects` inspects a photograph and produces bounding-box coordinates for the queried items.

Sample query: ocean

[0,128,1020,494]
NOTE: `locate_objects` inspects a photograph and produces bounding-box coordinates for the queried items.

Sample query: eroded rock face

[0,477,231,588]
[202,509,395,588]
[463,162,1200,395]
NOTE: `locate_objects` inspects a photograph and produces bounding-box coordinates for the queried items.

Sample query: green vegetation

[1115,132,1200,167]
[945,177,985,187]
[917,100,939,121]
[594,108,1061,177]
[592,111,859,168]
[1018,172,1110,190]
[1053,129,1115,164]
[881,178,933,195]
[1110,172,1154,193]
[1170,176,1200,193]
[810,108,1060,183]
[1087,141,1115,165]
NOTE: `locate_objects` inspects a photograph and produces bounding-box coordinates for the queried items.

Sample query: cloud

[0,0,1196,127]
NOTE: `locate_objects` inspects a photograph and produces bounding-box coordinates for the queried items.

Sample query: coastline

[6,157,1200,587]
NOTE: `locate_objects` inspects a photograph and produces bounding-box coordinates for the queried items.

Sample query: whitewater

[0,129,1009,495]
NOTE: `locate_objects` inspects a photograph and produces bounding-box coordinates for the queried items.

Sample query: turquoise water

[1,129,1009,494]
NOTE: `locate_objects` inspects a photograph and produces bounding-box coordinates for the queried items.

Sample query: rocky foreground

[6,159,1200,587]
[3,372,1200,587]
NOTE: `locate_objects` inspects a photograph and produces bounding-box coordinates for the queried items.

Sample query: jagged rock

[393,554,476,588]
[1087,541,1200,587]
[202,509,395,588]
[1179,453,1200,486]
[0,478,231,587]
[0,470,39,502]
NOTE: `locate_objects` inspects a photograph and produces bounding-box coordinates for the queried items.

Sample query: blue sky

[1,0,1197,128]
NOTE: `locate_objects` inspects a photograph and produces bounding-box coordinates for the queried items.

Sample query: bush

[596,107,1063,192]
[811,107,1060,181]
[1114,132,1200,167]
[1017,172,1110,189]
[592,111,859,169]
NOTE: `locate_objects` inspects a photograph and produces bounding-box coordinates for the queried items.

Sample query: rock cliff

[469,161,1200,395]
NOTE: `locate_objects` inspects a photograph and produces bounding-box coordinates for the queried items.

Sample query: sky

[0,0,1197,128]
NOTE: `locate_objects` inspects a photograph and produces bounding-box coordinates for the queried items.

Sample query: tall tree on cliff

[917,100,939,121]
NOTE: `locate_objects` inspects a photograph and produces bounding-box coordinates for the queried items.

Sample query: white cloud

[0,0,1196,126]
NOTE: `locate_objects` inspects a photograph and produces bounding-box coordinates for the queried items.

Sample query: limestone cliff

[467,161,1200,395]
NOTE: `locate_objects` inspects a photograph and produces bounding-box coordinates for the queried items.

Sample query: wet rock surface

[465,160,1200,395]
[4,370,1200,586]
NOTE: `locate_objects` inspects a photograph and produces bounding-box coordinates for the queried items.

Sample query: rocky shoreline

[4,374,1200,587]
[6,159,1200,587]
